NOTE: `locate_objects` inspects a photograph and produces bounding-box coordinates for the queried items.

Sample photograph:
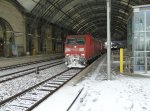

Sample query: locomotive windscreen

[66,37,85,45]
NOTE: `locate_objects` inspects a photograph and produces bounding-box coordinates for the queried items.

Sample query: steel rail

[0,57,63,71]
[0,68,83,111]
[0,61,64,84]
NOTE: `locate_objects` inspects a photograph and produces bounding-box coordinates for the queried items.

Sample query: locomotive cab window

[76,38,85,44]
[66,37,85,45]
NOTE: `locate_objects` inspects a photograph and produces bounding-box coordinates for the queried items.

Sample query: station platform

[32,54,150,111]
[0,53,64,67]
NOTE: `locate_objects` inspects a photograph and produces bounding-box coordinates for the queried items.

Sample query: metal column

[107,0,111,80]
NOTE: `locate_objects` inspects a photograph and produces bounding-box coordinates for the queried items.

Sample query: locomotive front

[64,35,86,68]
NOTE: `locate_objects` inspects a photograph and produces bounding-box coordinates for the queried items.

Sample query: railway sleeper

[10,104,29,108]
[46,83,60,87]
[43,85,58,88]
[53,80,67,82]
[59,75,72,77]
[48,81,64,84]
[60,76,72,78]
[1,105,27,111]
[22,93,46,100]
[55,76,71,78]
[58,78,69,81]
[20,97,37,102]
[11,99,35,106]
[37,88,54,92]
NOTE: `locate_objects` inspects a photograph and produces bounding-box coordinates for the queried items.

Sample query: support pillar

[107,0,111,80]
[46,25,52,54]
[32,30,39,55]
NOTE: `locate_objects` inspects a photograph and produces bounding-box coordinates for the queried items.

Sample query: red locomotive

[64,34,105,68]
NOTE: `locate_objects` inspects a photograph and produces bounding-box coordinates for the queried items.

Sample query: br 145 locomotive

[64,34,105,68]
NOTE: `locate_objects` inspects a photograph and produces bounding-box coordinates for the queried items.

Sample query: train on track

[64,34,105,68]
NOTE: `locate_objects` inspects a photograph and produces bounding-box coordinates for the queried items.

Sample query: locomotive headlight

[66,54,70,56]
[65,48,71,52]
[81,54,85,56]
[79,48,84,51]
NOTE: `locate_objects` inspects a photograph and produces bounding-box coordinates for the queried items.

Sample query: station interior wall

[0,1,69,57]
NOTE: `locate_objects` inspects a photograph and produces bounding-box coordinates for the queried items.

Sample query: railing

[112,49,130,61]
[126,56,150,74]
[112,50,150,74]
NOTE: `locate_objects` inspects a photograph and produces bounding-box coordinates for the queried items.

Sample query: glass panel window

[133,32,145,51]
[146,11,150,31]
[66,38,76,45]
[66,37,85,45]
[147,52,150,56]
[76,38,85,44]
[146,32,150,51]
[134,12,145,32]
[134,52,145,57]
[147,57,150,65]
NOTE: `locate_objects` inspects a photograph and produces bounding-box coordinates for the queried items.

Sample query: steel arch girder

[52,0,133,23]
[56,8,127,32]
[76,19,126,34]
[58,14,127,33]
[56,6,128,24]
[70,14,127,30]
[77,20,126,37]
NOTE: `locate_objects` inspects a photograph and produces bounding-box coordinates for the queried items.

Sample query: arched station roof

[16,0,150,40]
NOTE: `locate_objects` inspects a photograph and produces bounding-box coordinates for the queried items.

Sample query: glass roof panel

[17,0,40,12]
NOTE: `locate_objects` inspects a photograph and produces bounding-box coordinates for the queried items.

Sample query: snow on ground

[0,63,68,101]
[33,56,150,111]
[74,75,150,111]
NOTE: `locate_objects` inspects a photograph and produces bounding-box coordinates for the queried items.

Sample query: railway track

[0,60,64,84]
[0,57,63,71]
[0,68,82,111]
